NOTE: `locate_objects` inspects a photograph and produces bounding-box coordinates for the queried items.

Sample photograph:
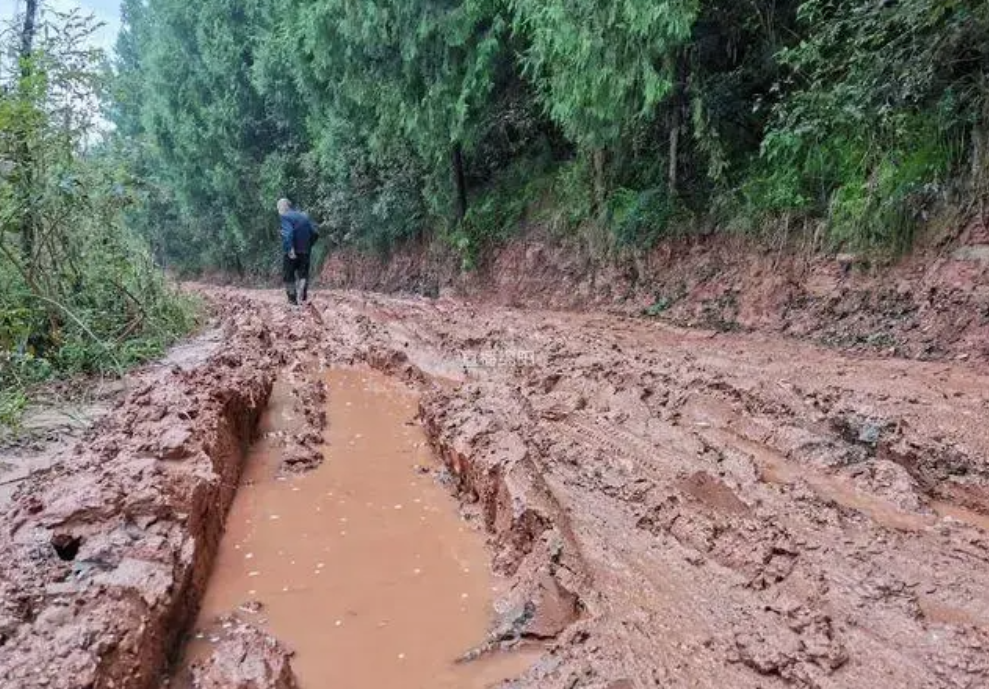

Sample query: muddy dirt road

[2,287,989,689]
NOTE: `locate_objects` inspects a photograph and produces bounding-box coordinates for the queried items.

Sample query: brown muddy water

[175,367,535,687]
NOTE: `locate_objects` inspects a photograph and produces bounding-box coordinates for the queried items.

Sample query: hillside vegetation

[110,0,989,272]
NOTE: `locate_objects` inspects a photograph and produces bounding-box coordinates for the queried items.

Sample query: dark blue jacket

[280,210,318,255]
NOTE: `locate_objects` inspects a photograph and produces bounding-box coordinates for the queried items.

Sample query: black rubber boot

[286,289,298,305]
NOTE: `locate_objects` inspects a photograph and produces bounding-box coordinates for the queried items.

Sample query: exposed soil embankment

[321,220,989,363]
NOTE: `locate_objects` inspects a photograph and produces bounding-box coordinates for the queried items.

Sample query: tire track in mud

[0,313,279,688]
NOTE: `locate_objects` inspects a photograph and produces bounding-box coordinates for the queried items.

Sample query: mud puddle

[175,367,535,687]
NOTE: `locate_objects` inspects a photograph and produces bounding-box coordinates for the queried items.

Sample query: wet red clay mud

[0,304,278,689]
[176,367,536,687]
[2,286,989,688]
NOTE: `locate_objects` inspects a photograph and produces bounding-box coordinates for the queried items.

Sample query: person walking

[277,198,318,305]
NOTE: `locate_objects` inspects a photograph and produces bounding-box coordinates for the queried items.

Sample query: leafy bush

[540,158,596,236]
[606,186,679,248]
[1,8,197,426]
[749,0,988,251]
[453,156,557,268]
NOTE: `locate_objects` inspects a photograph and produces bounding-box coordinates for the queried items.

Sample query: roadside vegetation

[0,7,196,426]
[110,0,988,273]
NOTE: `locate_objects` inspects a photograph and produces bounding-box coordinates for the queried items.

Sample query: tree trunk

[18,0,40,265]
[972,88,989,189]
[592,148,607,211]
[974,126,988,188]
[972,80,989,226]
[974,124,989,228]
[20,0,39,57]
[452,143,467,223]
[668,115,680,195]
[666,49,688,195]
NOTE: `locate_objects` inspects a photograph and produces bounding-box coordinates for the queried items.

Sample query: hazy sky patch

[2,0,121,55]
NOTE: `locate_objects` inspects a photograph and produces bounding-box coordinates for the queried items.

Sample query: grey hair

[276,198,292,214]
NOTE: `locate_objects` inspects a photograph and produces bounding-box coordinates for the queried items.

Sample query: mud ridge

[419,386,587,646]
[188,616,298,689]
[0,311,278,689]
[279,376,327,474]
[356,342,588,650]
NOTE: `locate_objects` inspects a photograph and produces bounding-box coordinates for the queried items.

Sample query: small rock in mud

[189,622,299,689]
[238,600,264,615]
[857,459,926,512]
[280,439,323,474]
[291,380,327,431]
[434,467,456,487]
[159,426,193,460]
[524,571,582,639]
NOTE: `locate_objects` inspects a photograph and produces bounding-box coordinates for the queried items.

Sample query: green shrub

[606,186,678,248]
[1,12,198,426]
[452,156,557,268]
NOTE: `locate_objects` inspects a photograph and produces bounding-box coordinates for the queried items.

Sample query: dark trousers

[283,253,311,304]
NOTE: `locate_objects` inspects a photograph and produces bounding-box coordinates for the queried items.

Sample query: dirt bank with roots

[2,285,989,688]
